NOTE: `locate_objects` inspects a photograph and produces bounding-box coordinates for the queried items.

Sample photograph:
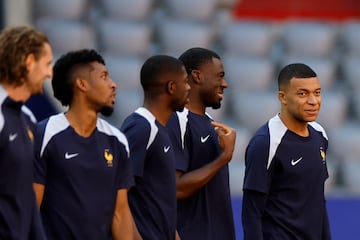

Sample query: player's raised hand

[211,121,236,159]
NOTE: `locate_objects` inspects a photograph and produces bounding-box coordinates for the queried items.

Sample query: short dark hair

[0,25,49,86]
[179,47,220,74]
[52,49,105,106]
[278,63,317,90]
[140,55,184,93]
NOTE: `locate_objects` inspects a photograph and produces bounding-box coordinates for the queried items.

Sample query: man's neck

[2,83,30,102]
[143,102,172,126]
[65,107,98,137]
[186,101,206,116]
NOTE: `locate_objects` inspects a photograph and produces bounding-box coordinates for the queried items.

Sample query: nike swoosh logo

[164,146,170,153]
[9,133,18,142]
[200,135,210,143]
[65,152,79,159]
[291,157,303,166]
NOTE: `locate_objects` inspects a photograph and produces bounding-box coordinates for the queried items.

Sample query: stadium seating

[29,0,360,197]
[104,55,143,90]
[101,0,154,21]
[223,56,276,91]
[97,18,152,56]
[34,0,88,20]
[35,18,96,55]
[230,91,280,132]
[221,21,276,57]
[340,20,360,56]
[282,20,338,58]
[157,19,214,56]
[342,160,360,194]
[342,55,360,90]
[112,89,143,125]
[164,0,218,21]
[327,123,360,163]
[317,91,349,129]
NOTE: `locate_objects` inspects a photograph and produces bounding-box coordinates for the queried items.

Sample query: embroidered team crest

[320,147,326,164]
[104,149,113,167]
[27,127,34,143]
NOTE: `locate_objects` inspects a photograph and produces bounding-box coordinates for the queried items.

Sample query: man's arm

[242,190,267,240]
[33,183,45,207]
[112,189,142,240]
[176,122,236,199]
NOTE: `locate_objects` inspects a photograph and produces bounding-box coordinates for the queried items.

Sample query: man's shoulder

[308,121,328,140]
[122,111,152,133]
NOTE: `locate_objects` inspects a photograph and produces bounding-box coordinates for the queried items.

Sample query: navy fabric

[243,115,330,240]
[0,86,45,239]
[121,107,177,240]
[34,113,133,240]
[167,109,236,240]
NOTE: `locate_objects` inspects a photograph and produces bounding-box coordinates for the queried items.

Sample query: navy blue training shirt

[242,114,331,240]
[34,113,133,239]
[121,107,177,240]
[167,108,236,240]
[0,86,45,239]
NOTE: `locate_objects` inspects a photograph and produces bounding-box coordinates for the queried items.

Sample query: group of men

[0,25,331,240]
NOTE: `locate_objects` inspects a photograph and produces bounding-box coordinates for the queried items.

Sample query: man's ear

[190,70,201,84]
[25,53,35,72]
[278,90,286,104]
[167,80,175,95]
[75,77,88,92]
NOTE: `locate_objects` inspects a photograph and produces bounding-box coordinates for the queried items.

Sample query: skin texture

[143,65,190,126]
[278,76,321,137]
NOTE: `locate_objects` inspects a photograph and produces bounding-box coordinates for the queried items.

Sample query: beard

[175,105,185,112]
[210,101,221,110]
[100,105,114,117]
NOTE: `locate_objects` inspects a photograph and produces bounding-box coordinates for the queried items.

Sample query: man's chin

[175,105,184,112]
[211,102,221,110]
[175,102,189,112]
[100,106,114,117]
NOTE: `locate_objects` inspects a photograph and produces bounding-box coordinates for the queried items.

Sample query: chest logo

[164,146,170,153]
[320,147,326,164]
[291,157,303,166]
[27,127,34,143]
[65,152,79,159]
[104,149,113,167]
[200,135,210,143]
[9,133,18,142]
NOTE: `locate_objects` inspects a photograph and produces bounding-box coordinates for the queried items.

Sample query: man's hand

[211,121,236,160]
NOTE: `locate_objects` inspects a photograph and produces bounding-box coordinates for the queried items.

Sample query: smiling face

[198,57,227,109]
[25,42,53,95]
[279,76,322,124]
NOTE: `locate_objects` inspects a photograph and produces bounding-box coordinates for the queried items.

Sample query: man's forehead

[290,77,320,88]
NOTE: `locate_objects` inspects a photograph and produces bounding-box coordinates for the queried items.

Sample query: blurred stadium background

[2,0,360,239]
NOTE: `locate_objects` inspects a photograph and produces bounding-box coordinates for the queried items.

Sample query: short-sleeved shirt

[166,109,236,240]
[243,114,329,239]
[0,86,45,239]
[121,107,177,240]
[34,113,133,240]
